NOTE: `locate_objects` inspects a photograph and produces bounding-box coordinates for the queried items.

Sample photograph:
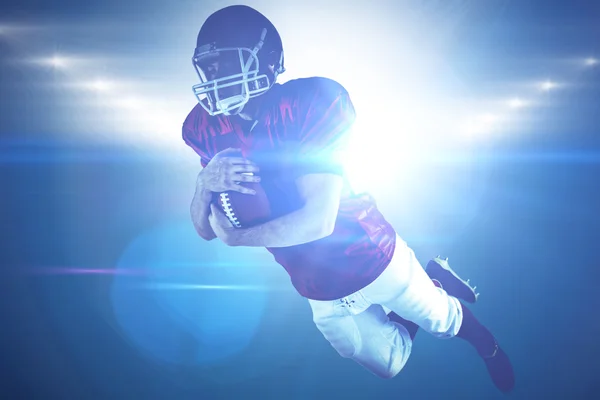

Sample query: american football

[213,178,272,229]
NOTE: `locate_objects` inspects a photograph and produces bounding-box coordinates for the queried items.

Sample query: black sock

[456,303,497,357]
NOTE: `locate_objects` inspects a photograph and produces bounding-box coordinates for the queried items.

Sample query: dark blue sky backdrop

[1,1,599,399]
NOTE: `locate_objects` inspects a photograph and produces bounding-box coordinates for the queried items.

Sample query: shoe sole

[426,257,478,303]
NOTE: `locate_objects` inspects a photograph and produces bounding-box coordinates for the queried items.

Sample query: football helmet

[192,5,286,116]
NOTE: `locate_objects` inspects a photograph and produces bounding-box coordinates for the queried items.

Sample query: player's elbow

[190,210,217,241]
[197,229,217,241]
[307,223,333,243]
[192,221,217,241]
[297,173,342,241]
[308,206,337,240]
[320,213,336,237]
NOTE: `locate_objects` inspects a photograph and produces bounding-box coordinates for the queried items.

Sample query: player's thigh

[361,238,462,337]
[308,297,362,358]
[309,300,413,378]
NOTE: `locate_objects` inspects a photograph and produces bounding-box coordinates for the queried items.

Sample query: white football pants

[308,236,463,379]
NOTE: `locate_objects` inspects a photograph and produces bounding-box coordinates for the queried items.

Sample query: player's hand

[208,203,240,246]
[198,148,260,195]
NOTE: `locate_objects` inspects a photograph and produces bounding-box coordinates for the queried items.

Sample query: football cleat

[426,257,479,303]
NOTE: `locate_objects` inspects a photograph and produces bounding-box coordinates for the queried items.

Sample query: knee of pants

[334,338,409,380]
[371,356,407,380]
[318,326,411,379]
[331,336,357,359]
[421,295,464,339]
[353,320,412,380]
[418,317,460,339]
[311,302,412,380]
[312,315,361,360]
[331,337,409,380]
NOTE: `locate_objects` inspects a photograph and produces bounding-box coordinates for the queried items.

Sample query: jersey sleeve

[181,111,211,168]
[292,79,356,177]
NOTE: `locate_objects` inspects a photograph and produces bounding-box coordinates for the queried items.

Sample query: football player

[184,5,514,393]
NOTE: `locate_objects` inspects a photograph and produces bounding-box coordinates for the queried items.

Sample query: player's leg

[361,239,464,339]
[385,282,441,341]
[426,257,479,304]
[308,297,412,379]
[361,238,514,392]
[387,257,478,340]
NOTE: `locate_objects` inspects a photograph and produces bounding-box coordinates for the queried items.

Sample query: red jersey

[182,77,397,301]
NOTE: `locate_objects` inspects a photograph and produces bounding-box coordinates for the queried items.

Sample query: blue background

[2,1,600,399]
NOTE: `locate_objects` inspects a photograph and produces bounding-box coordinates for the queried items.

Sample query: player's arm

[190,176,217,241]
[191,148,260,241]
[208,78,354,247]
[210,172,343,247]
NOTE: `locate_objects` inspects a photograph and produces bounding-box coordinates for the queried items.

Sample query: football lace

[219,193,242,228]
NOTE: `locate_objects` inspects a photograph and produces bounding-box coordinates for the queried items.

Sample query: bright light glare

[540,80,557,91]
[461,113,501,137]
[49,55,69,68]
[90,79,112,92]
[584,57,598,66]
[507,98,527,108]
[115,97,143,110]
[138,283,274,291]
[29,54,73,69]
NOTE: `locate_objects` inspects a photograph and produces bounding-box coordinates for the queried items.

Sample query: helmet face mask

[192,39,271,116]
[191,6,285,117]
